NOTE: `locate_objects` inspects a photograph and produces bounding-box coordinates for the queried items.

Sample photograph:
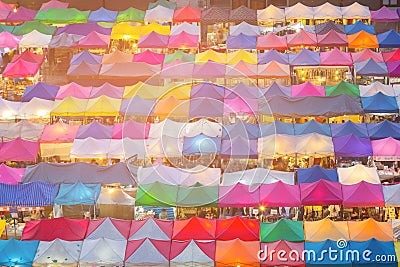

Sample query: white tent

[257,5,285,23]
[0,98,20,120]
[359,81,395,97]
[160,136,183,157]
[129,218,172,240]
[34,239,82,266]
[86,218,130,241]
[313,2,342,20]
[97,187,135,206]
[340,2,370,20]
[180,165,221,186]
[79,238,126,266]
[125,238,170,267]
[121,138,161,159]
[180,119,222,138]
[285,2,314,20]
[40,142,73,159]
[295,133,334,155]
[229,22,261,36]
[391,219,400,240]
[383,184,400,207]
[222,168,294,186]
[138,164,181,185]
[148,119,185,139]
[170,22,200,36]
[108,139,123,159]
[144,5,174,23]
[19,30,52,48]
[258,134,297,156]
[2,121,44,141]
[70,138,111,159]
[17,98,54,119]
[170,240,215,267]
[337,164,380,185]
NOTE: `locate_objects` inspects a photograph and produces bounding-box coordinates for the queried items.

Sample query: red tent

[260,181,301,207]
[260,240,305,266]
[172,217,216,240]
[342,181,384,207]
[287,30,317,47]
[382,48,400,62]
[11,50,44,64]
[3,59,40,78]
[85,217,131,240]
[22,217,89,241]
[216,216,259,241]
[300,180,343,206]
[76,31,110,49]
[124,238,170,265]
[173,6,201,22]
[317,29,348,47]
[129,217,173,240]
[351,49,384,63]
[257,33,287,50]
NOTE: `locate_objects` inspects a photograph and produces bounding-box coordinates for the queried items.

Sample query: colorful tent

[129,217,172,240]
[359,81,395,97]
[40,121,79,143]
[0,138,39,161]
[0,164,25,184]
[102,49,132,64]
[172,217,215,240]
[229,5,257,24]
[144,5,174,23]
[300,180,343,206]
[116,7,145,23]
[285,2,314,19]
[195,50,226,64]
[230,21,260,36]
[0,239,39,266]
[337,164,380,185]
[12,21,56,35]
[168,31,198,49]
[170,240,215,266]
[161,60,194,78]
[226,33,256,49]
[17,97,53,120]
[297,165,338,184]
[372,6,400,22]
[261,240,305,267]
[0,182,57,207]
[361,92,398,113]
[170,22,199,36]
[0,31,20,48]
[341,2,370,20]
[99,62,161,80]
[387,60,400,77]
[294,120,331,136]
[221,136,258,158]
[215,239,260,267]
[70,50,102,65]
[192,61,226,79]
[348,31,379,49]
[258,49,289,64]
[124,238,169,266]
[218,183,259,207]
[256,33,287,50]
[367,120,400,139]
[342,181,384,207]
[330,121,369,138]
[345,21,375,35]
[56,22,111,36]
[40,0,69,10]
[317,29,348,47]
[215,216,259,241]
[88,7,118,22]
[183,134,221,155]
[260,219,304,242]
[6,7,37,23]
[257,60,290,78]
[383,48,400,62]
[79,238,126,266]
[383,184,400,206]
[66,61,100,79]
[373,137,400,157]
[315,20,345,35]
[289,49,320,66]
[304,219,349,242]
[55,182,101,205]
[225,83,262,99]
[76,31,110,49]
[352,49,383,63]
[2,59,40,78]
[135,182,178,207]
[120,97,155,116]
[226,50,257,64]
[221,168,294,186]
[90,82,124,99]
[325,81,360,97]
[313,2,342,20]
[260,181,300,207]
[12,50,44,64]
[305,240,352,266]
[86,217,131,240]
[292,82,325,97]
[378,30,400,48]
[173,5,201,22]
[176,184,218,207]
[263,81,291,97]
[34,8,89,24]
[287,30,317,47]
[22,82,59,102]
[349,239,397,267]
[51,97,88,116]
[33,239,81,266]
[149,0,176,10]
[257,5,285,23]
[164,50,195,64]
[333,134,373,157]
[56,82,92,99]
[354,59,388,76]
[19,30,52,48]
[225,60,258,78]
[85,96,121,116]
[96,187,135,206]
[348,219,394,241]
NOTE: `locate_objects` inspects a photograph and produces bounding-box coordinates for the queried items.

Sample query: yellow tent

[195,50,227,64]
[111,22,140,40]
[226,50,258,65]
[161,83,191,100]
[348,218,394,242]
[140,22,170,36]
[304,218,350,242]
[123,82,191,100]
[85,96,122,116]
[51,97,88,117]
[0,220,5,236]
[395,242,400,267]
[153,96,190,117]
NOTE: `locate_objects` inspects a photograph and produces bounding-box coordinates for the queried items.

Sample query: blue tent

[305,239,352,266]
[354,59,388,76]
[0,182,58,207]
[54,181,101,205]
[294,120,331,136]
[259,121,294,137]
[88,7,118,22]
[258,49,289,64]
[263,81,291,97]
[361,92,399,113]
[330,121,369,138]
[345,21,375,35]
[297,165,339,184]
[0,239,39,266]
[70,50,103,65]
[120,97,155,117]
[367,120,400,139]
[183,134,221,155]
[222,121,260,139]
[289,49,320,66]
[21,82,59,102]
[226,33,256,49]
[377,30,400,48]
[349,239,397,267]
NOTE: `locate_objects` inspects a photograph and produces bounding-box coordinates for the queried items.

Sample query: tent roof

[99,62,161,78]
[40,0,69,10]
[289,49,320,66]
[260,181,300,207]
[17,97,53,120]
[170,21,199,35]
[90,82,124,98]
[359,81,395,97]
[192,61,226,79]
[135,182,178,207]
[144,5,174,23]
[12,21,56,35]
[85,95,122,116]
[313,2,342,19]
[0,239,38,266]
[257,60,290,78]
[256,33,287,50]
[304,219,349,242]
[177,184,218,207]
[372,137,400,157]
[51,96,87,116]
[168,31,198,49]
[76,31,110,49]
[170,240,215,263]
[345,21,375,35]
[40,121,79,143]
[173,5,201,22]
[70,137,110,158]
[305,239,352,265]
[2,59,40,78]
[19,29,52,48]
[226,33,256,49]
[173,217,216,240]
[292,82,325,97]
[230,21,260,36]
[285,2,314,19]
[218,183,259,207]
[257,5,285,22]
[367,120,400,139]
[133,49,165,65]
[22,82,59,102]
[34,8,89,24]
[0,163,25,184]
[201,7,229,23]
[86,217,131,240]
[337,164,380,185]
[298,165,338,184]
[342,181,384,207]
[129,218,172,240]
[287,29,317,47]
[97,187,135,205]
[341,2,370,19]
[315,20,345,35]
[125,238,169,264]
[116,7,145,23]
[88,7,118,22]
[164,50,195,63]
[383,48,400,62]
[55,181,100,205]
[70,50,102,65]
[371,6,400,22]
[354,58,388,76]
[383,183,400,206]
[149,0,176,9]
[348,218,393,241]
[229,5,257,23]
[183,134,221,155]
[215,239,260,266]
[221,168,294,186]
[195,50,226,64]
[330,121,369,138]
[347,30,379,49]
[378,30,400,48]
[34,239,81,265]
[258,49,289,64]
[120,96,155,116]
[226,49,257,64]
[102,49,132,64]
[56,82,92,99]
[56,22,111,36]
[76,121,113,139]
[333,134,373,157]
[12,50,44,64]
[325,81,360,97]
[317,29,348,47]
[352,49,383,63]
[260,219,304,242]
[67,61,100,77]
[6,7,37,22]
[361,92,398,113]
[79,238,126,265]
[216,216,259,241]
[300,180,343,206]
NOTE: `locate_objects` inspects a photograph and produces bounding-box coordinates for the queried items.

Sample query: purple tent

[226,33,257,49]
[191,82,225,100]
[222,120,260,139]
[138,31,169,48]
[225,83,263,99]
[289,49,320,66]
[183,134,221,155]
[258,49,289,64]
[22,82,59,102]
[386,60,400,77]
[263,82,291,97]
[70,50,103,65]
[88,7,118,23]
[354,58,388,76]
[56,23,112,36]
[221,136,258,158]
[371,6,399,22]
[76,121,114,139]
[90,82,124,98]
[333,134,373,157]
[192,61,226,79]
[120,96,155,117]
[6,7,37,22]
[189,98,224,118]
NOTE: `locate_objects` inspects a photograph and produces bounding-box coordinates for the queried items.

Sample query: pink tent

[218,183,259,207]
[320,48,353,66]
[0,138,39,162]
[225,60,257,78]
[76,31,110,49]
[372,137,400,157]
[0,163,25,184]
[40,0,69,10]
[383,48,400,62]
[168,31,198,49]
[3,59,40,78]
[257,33,287,50]
[287,30,317,47]
[56,82,92,99]
[125,238,170,264]
[317,29,348,47]
[90,82,124,98]
[260,181,301,207]
[0,31,21,48]
[138,31,169,48]
[112,120,150,139]
[223,97,258,115]
[351,49,384,63]
[40,122,80,143]
[342,181,384,207]
[257,60,290,78]
[133,50,165,65]
[6,7,37,23]
[0,1,14,12]
[12,50,45,64]
[192,61,226,79]
[161,60,194,78]
[291,82,325,97]
[300,180,343,206]
[260,240,305,267]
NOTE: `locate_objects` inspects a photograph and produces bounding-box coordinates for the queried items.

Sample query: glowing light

[122,35,131,40]
[36,109,47,117]
[13,7,17,13]
[108,188,115,194]
[260,206,265,211]
[3,110,13,119]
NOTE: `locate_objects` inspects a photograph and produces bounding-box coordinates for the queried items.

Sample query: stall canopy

[76,31,110,49]
[40,0,69,10]
[55,182,100,205]
[2,59,40,78]
[6,7,37,23]
[33,239,82,266]
[70,137,110,158]
[260,219,304,242]
[164,50,195,63]
[192,61,226,79]
[225,61,257,78]
[347,31,379,49]
[135,182,178,207]
[218,183,259,207]
[341,2,370,20]
[227,50,257,64]
[342,181,384,207]
[257,60,290,78]
[85,217,131,240]
[57,22,111,36]
[0,164,25,184]
[337,164,380,185]
[168,31,199,49]
[315,20,345,35]
[124,238,169,266]
[348,219,394,241]
[292,82,325,97]
[39,121,79,143]
[372,5,400,22]
[305,240,352,266]
[383,184,400,206]
[285,2,314,19]
[354,59,388,76]
[325,81,360,97]
[387,60,400,77]
[361,92,398,113]
[22,82,59,101]
[359,81,395,97]
[230,21,260,36]
[79,238,126,266]
[215,239,260,267]
[289,49,320,66]
[226,33,256,49]
[70,50,102,65]
[349,239,397,267]
[170,22,200,35]
[263,82,291,97]
[297,166,338,184]
[12,21,56,35]
[173,5,201,22]
[331,121,368,138]
[0,239,39,267]
[260,181,300,207]
[257,5,285,23]
[102,50,132,64]
[177,184,218,207]
[345,21,375,35]
[256,33,287,50]
[90,83,124,99]
[378,30,400,48]
[0,138,39,162]
[304,219,349,242]
[34,8,89,24]
[56,82,92,99]
[300,180,343,206]
[88,7,118,22]
[215,216,259,241]
[221,168,294,186]
[170,240,215,266]
[144,5,174,23]
[116,7,145,23]
[294,120,331,136]
[97,187,135,206]
[0,31,21,48]
[367,120,400,139]
[372,137,400,157]
[258,49,289,64]
[129,218,172,241]
[201,7,229,23]
[172,217,215,240]
[317,29,348,47]
[313,2,342,20]
[195,50,226,64]
[287,30,317,47]
[333,134,373,157]
[383,48,400,62]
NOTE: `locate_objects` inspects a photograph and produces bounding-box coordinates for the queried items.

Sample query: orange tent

[347,30,379,49]
[304,218,350,242]
[153,96,190,117]
[215,239,260,267]
[101,49,133,64]
[348,218,394,241]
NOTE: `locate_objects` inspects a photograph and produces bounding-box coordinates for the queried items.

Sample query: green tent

[35,8,89,24]
[325,81,360,97]
[164,50,195,64]
[176,184,218,207]
[0,24,14,33]
[12,21,56,36]
[148,0,177,10]
[116,7,145,23]
[135,182,178,207]
[260,219,304,242]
